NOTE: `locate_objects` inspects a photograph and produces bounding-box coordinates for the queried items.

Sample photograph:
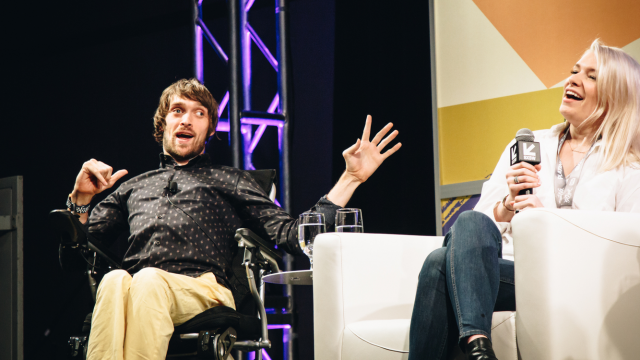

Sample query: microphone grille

[515,128,535,142]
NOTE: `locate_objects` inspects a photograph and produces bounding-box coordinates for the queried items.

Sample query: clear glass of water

[298,212,326,270]
[335,208,364,233]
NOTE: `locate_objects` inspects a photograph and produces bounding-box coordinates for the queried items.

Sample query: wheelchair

[50,170,285,360]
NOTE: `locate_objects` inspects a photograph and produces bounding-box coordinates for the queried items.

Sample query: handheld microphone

[510,128,541,196]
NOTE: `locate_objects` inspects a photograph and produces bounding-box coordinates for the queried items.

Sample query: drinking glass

[298,212,326,270]
[335,208,364,233]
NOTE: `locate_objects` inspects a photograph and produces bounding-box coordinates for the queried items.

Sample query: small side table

[260,270,312,360]
[263,269,313,285]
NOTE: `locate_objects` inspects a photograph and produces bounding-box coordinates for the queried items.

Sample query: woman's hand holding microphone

[495,162,544,222]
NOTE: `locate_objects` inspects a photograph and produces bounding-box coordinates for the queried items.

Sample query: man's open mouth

[565,90,583,101]
[176,132,194,140]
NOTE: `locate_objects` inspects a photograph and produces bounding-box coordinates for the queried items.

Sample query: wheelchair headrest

[244,169,277,202]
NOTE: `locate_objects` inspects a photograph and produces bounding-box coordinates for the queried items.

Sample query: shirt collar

[159,153,211,169]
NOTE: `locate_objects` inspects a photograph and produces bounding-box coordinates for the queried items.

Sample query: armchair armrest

[313,232,444,360]
[512,208,640,359]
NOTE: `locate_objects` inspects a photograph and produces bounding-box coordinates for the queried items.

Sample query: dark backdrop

[333,1,435,236]
[3,0,435,359]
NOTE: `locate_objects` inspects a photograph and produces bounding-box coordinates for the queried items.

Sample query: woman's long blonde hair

[578,39,640,171]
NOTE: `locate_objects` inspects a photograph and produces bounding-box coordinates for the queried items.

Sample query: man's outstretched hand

[343,115,402,183]
[327,115,401,207]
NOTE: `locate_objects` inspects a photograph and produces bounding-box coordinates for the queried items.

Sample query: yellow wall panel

[438,87,564,185]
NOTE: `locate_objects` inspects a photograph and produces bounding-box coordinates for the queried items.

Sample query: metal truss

[193,1,295,359]
[194,0,291,212]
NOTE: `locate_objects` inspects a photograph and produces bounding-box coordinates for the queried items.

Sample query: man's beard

[163,135,206,163]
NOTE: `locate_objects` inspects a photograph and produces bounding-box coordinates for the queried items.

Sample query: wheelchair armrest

[49,210,122,269]
[234,228,281,273]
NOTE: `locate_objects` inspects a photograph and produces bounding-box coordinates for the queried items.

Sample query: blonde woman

[409,40,640,360]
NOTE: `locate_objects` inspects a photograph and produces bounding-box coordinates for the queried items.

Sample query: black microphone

[509,128,541,196]
[168,181,178,194]
[165,173,178,195]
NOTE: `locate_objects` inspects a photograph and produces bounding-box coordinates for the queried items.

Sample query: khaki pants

[87,268,235,360]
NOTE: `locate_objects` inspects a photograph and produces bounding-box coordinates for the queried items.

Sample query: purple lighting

[198,18,229,63]
[215,117,283,133]
[241,8,252,110]
[216,120,230,132]
[267,94,279,113]
[262,349,273,360]
[247,349,273,360]
[196,25,203,82]
[246,326,291,360]
[195,0,204,82]
[248,124,267,153]
[242,124,255,170]
[267,324,291,330]
[247,24,278,71]
[218,92,230,115]
[241,118,284,127]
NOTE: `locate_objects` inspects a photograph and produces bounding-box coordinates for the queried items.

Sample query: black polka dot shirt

[87,153,340,286]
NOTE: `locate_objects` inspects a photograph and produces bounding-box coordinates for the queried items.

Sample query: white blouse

[474,123,640,261]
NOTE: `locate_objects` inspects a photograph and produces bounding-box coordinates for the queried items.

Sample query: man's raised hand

[73,159,128,200]
[342,115,402,183]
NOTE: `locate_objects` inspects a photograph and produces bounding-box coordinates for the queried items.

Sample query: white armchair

[512,208,640,360]
[313,232,518,360]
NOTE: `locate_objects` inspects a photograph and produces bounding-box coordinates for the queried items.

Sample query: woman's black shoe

[465,337,498,360]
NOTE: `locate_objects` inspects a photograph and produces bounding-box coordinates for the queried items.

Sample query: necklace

[567,131,591,153]
[569,140,588,153]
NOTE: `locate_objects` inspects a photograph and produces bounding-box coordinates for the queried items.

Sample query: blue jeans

[408,211,516,360]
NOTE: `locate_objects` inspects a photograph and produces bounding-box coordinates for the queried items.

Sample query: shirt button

[157,215,163,219]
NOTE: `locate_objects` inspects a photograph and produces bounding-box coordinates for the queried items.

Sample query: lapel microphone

[168,181,178,194]
[166,173,179,195]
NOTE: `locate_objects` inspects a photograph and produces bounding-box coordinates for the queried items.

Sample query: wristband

[67,194,91,214]
[502,195,515,212]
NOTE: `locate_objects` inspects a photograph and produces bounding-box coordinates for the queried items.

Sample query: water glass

[298,212,326,270]
[335,208,364,233]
